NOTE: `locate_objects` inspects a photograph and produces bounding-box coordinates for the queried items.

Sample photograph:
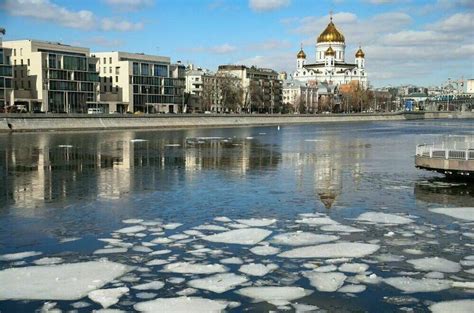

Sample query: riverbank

[1,111,473,133]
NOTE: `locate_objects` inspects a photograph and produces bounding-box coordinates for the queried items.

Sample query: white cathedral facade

[293,16,368,89]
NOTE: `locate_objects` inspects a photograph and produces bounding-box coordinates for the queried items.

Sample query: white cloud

[101,18,144,31]
[249,0,290,12]
[381,30,461,46]
[247,39,292,51]
[3,0,144,32]
[236,53,294,72]
[427,12,474,32]
[104,0,153,11]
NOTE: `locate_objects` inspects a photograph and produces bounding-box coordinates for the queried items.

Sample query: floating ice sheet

[303,272,346,292]
[134,296,229,313]
[0,251,42,261]
[163,262,227,274]
[320,224,365,233]
[188,273,248,293]
[384,277,452,293]
[132,281,165,291]
[429,207,474,221]
[235,218,277,227]
[236,287,312,305]
[88,287,129,308]
[249,245,280,256]
[338,284,366,293]
[220,257,243,265]
[278,242,380,259]
[115,225,147,234]
[0,261,130,300]
[94,248,128,255]
[33,257,64,266]
[271,232,339,246]
[355,212,414,225]
[239,263,278,277]
[203,228,272,245]
[407,257,461,273]
[429,299,474,313]
[338,263,369,273]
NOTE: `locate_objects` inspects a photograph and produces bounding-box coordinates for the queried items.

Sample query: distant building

[93,51,185,113]
[0,41,13,111]
[293,15,368,89]
[3,40,100,113]
[217,65,282,113]
[282,79,319,113]
[467,79,474,94]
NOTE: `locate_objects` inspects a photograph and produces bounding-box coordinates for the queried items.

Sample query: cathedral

[293,15,368,89]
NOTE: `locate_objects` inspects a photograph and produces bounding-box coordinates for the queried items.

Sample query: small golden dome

[325,46,335,56]
[317,19,345,43]
[297,49,306,59]
[355,47,365,58]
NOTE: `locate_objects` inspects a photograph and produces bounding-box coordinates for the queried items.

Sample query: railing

[416,136,474,161]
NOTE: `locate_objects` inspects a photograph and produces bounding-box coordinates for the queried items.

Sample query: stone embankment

[0,111,472,133]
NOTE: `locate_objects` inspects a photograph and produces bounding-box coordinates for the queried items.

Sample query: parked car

[88,108,104,114]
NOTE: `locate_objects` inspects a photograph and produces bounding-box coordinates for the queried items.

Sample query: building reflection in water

[281,132,368,209]
[414,179,473,207]
[0,130,280,210]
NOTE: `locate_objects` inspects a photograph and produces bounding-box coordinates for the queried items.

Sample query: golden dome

[355,47,365,58]
[317,19,345,43]
[297,48,306,59]
[325,46,335,56]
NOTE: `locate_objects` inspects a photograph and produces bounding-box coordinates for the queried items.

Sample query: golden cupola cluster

[324,46,335,56]
[355,47,365,58]
[297,46,306,59]
[317,17,345,43]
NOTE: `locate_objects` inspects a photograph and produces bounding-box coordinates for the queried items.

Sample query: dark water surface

[0,120,473,312]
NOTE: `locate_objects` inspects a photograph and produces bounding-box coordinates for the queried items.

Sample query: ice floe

[320,224,365,233]
[296,216,338,226]
[303,272,346,292]
[94,248,128,255]
[115,225,147,234]
[88,287,129,308]
[203,228,272,245]
[0,251,42,261]
[429,299,474,313]
[163,262,227,274]
[122,219,144,224]
[384,277,452,293]
[0,260,130,300]
[132,281,165,290]
[235,218,277,227]
[134,296,229,313]
[338,284,366,293]
[33,257,64,266]
[239,263,278,277]
[163,223,183,230]
[429,207,474,221]
[236,286,312,306]
[145,259,169,266]
[407,257,461,273]
[355,212,414,225]
[338,263,369,273]
[271,232,339,246]
[249,245,280,256]
[220,257,244,265]
[188,273,248,293]
[278,242,380,259]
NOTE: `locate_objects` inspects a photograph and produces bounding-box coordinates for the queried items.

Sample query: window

[13,49,16,57]
[14,60,16,65]
[133,62,139,75]
[21,59,23,65]
[103,57,106,64]
[109,67,112,74]
[20,48,23,56]
[153,64,167,77]
[115,76,118,82]
[115,67,119,75]
[28,80,31,89]
[27,59,30,66]
[141,63,149,76]
[109,57,112,63]
[103,67,106,73]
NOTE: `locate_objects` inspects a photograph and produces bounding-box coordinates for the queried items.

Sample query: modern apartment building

[3,40,99,113]
[93,51,185,113]
[217,65,282,113]
[0,43,13,111]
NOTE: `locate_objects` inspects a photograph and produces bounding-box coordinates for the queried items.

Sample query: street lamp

[145,86,149,114]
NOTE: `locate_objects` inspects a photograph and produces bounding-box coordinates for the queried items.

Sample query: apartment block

[93,51,185,113]
[0,43,13,111]
[217,65,282,113]
[3,40,100,113]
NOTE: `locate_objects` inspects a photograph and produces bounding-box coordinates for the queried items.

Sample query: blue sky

[1,0,473,87]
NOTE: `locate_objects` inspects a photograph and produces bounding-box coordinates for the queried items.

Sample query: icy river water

[0,120,473,313]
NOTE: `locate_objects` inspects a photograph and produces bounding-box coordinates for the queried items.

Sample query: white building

[293,16,368,89]
[466,79,474,94]
[0,40,13,110]
[282,79,319,113]
[93,51,185,113]
[3,40,100,113]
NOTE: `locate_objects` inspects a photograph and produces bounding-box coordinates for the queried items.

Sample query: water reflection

[414,178,473,207]
[0,130,281,210]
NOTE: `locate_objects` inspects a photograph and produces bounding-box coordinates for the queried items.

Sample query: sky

[1,0,473,87]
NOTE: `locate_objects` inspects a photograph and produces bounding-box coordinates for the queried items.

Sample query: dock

[415,136,474,178]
